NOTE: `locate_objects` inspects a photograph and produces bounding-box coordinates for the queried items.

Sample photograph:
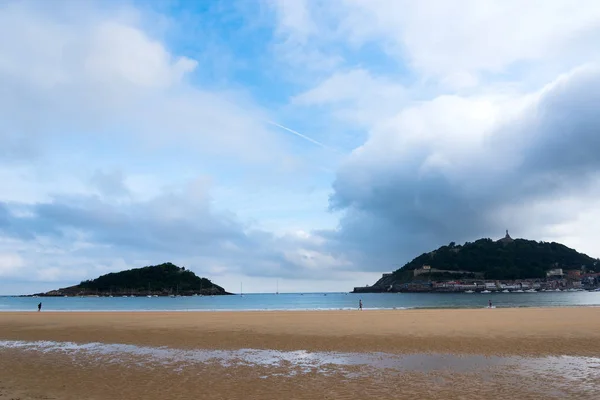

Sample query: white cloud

[340,0,600,80]
[0,1,287,166]
[0,252,24,277]
[270,0,316,40]
[293,69,407,127]
[85,21,197,89]
[272,0,600,88]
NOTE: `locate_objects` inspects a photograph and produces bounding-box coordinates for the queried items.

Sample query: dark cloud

[326,66,600,269]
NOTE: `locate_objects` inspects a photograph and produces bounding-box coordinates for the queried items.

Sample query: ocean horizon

[2,291,600,312]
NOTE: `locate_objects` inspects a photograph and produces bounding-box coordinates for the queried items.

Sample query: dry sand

[1,308,600,355]
[1,308,600,399]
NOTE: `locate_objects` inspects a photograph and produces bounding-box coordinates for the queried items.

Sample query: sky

[1,0,600,295]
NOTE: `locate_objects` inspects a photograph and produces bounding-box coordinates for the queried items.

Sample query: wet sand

[1,308,600,399]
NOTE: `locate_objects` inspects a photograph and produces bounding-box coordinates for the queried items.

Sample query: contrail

[267,120,339,153]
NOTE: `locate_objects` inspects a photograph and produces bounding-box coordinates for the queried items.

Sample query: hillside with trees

[391,235,598,282]
[356,233,599,292]
[34,262,231,296]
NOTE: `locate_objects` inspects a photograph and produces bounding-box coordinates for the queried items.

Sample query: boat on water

[525,289,537,293]
[502,289,510,293]
[513,289,524,293]
[481,290,491,294]
[464,290,474,294]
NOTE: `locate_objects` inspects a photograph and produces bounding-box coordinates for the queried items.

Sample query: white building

[546,268,564,277]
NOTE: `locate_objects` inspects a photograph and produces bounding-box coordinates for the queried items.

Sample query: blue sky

[1,0,600,294]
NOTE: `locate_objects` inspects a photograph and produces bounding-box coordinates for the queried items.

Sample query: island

[354,231,600,293]
[31,262,232,297]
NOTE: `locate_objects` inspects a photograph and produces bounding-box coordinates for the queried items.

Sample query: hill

[355,232,599,292]
[34,262,232,297]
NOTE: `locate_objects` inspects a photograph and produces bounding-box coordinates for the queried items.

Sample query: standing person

[488,300,492,309]
[359,299,363,311]
[37,302,42,312]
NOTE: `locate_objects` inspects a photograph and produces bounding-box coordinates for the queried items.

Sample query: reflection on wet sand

[1,340,599,399]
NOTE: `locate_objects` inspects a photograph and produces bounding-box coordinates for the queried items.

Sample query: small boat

[513,289,524,293]
[481,290,491,294]
[464,290,474,294]
[525,289,537,293]
[502,289,510,293]
[146,295,152,298]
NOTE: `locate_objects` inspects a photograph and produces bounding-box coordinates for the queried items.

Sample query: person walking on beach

[37,302,42,312]
[488,300,492,309]
[359,299,363,311]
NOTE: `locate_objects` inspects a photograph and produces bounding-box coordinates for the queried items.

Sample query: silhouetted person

[488,300,492,308]
[359,299,363,311]
[38,302,42,312]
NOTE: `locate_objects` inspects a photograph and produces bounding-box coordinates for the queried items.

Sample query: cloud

[292,69,407,127]
[266,0,600,271]
[3,0,600,295]
[268,0,344,72]
[90,170,130,198]
[271,0,600,89]
[0,252,24,277]
[325,65,600,268]
[0,1,366,294]
[0,0,287,166]
[0,173,357,290]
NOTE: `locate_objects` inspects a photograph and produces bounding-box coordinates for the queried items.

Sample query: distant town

[353,231,600,294]
[354,267,600,293]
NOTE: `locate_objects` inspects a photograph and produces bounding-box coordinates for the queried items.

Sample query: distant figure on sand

[37,302,42,312]
[359,299,363,310]
[488,300,492,309]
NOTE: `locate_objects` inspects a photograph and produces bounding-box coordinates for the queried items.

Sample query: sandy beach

[2,308,600,399]
[2,308,600,355]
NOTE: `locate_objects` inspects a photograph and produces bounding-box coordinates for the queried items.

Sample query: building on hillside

[546,268,564,278]
[566,270,581,280]
[413,266,481,277]
[498,230,514,244]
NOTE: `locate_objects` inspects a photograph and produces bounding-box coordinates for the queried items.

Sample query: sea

[1,291,599,312]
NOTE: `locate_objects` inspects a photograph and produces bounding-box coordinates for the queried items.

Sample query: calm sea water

[1,291,599,312]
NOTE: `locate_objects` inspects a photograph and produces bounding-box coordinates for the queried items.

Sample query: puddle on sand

[0,340,507,373]
[1,340,599,383]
